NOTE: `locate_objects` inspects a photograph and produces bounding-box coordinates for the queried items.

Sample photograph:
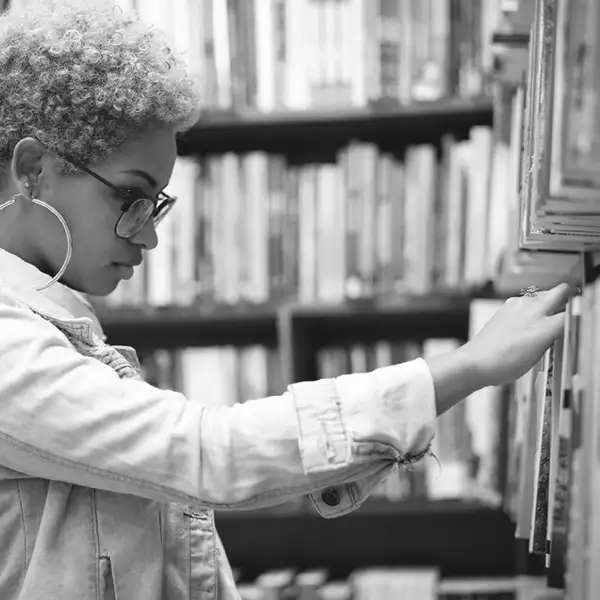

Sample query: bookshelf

[97,304,279,349]
[177,99,494,160]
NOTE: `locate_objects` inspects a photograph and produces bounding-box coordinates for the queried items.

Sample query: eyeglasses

[34,138,177,239]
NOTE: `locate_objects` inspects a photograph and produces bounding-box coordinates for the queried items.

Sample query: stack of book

[115,0,501,113]
[486,0,581,295]
[139,345,284,406]
[517,0,600,249]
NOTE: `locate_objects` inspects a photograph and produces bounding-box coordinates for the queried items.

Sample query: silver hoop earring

[0,192,72,291]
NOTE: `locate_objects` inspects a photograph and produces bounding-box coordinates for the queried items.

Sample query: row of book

[502,270,600,597]
[112,0,502,112]
[232,570,559,600]
[100,127,523,308]
[139,345,284,406]
[517,0,600,249]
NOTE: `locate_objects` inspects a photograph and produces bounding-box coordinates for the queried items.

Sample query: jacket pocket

[99,555,118,600]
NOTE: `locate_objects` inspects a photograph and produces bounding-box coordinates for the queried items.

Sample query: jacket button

[321,488,341,506]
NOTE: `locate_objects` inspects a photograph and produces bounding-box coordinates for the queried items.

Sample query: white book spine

[358,144,378,296]
[444,142,464,288]
[284,0,311,110]
[298,165,317,303]
[212,0,232,109]
[167,157,198,306]
[464,126,492,286]
[209,157,226,304]
[486,142,510,279]
[347,0,366,106]
[221,153,241,304]
[244,153,270,303]
[254,0,275,111]
[316,164,345,303]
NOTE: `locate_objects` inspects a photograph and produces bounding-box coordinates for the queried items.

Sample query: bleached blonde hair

[0,0,200,174]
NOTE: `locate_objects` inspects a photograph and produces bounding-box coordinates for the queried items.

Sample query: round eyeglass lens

[116,198,154,237]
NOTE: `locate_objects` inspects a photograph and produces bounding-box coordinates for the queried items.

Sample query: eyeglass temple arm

[32,136,118,191]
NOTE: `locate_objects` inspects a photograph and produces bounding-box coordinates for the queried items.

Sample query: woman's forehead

[94,127,177,187]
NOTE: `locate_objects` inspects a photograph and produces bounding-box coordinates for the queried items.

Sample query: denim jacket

[0,249,436,599]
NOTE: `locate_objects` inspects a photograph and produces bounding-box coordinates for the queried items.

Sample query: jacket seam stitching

[15,481,27,584]
[90,489,101,600]
[212,513,218,600]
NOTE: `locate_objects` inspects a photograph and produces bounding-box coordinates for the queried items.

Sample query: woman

[0,2,570,599]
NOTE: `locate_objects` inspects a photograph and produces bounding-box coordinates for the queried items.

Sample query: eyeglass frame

[32,136,177,240]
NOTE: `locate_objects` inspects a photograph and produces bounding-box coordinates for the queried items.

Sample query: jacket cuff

[289,358,437,475]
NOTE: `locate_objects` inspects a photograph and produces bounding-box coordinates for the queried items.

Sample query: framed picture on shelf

[519,0,600,251]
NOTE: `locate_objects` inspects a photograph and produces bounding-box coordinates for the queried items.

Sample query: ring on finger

[519,285,540,297]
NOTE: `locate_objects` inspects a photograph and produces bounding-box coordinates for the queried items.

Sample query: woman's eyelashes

[115,186,148,201]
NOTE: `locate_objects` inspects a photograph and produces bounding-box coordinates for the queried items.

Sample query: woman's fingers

[544,311,567,340]
[536,282,575,315]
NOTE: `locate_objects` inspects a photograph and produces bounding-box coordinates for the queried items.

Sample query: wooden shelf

[96,304,279,349]
[177,98,493,161]
[214,500,517,580]
[96,294,472,353]
[279,295,471,382]
[285,295,470,344]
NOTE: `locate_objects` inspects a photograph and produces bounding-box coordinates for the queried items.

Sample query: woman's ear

[11,137,46,195]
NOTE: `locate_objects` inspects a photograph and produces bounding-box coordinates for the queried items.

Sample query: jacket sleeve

[0,289,436,517]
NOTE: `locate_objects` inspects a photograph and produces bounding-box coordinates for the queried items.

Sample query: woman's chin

[74,271,123,297]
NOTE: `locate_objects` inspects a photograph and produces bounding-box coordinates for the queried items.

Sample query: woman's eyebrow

[120,169,157,188]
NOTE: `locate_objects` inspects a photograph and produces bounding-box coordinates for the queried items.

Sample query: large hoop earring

[0,192,72,291]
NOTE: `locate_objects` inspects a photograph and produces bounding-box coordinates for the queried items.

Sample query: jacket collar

[0,248,105,338]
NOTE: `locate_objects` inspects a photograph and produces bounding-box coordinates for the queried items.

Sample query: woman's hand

[462,282,573,387]
[428,282,573,415]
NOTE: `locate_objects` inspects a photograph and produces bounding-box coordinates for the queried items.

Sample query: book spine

[272,0,287,109]
[268,156,286,301]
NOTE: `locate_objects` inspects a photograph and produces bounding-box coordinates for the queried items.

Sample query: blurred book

[126,0,501,113]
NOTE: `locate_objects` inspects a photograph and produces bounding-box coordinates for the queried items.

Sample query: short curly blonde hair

[0,0,200,175]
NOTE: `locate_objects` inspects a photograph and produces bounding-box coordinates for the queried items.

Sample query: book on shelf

[501,274,600,597]
[139,345,284,406]
[115,0,502,114]
[516,0,600,250]
[489,4,580,295]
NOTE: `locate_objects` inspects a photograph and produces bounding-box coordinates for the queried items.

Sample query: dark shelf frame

[215,500,518,581]
[279,296,471,383]
[177,98,493,162]
[97,304,279,349]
